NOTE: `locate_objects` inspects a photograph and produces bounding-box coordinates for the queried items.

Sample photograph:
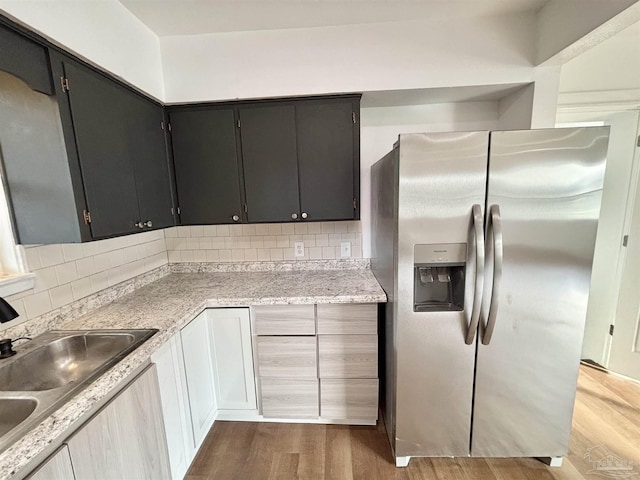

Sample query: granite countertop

[0,266,386,479]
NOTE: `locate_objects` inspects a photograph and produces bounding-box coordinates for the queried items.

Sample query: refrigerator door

[394,132,488,457]
[472,127,610,457]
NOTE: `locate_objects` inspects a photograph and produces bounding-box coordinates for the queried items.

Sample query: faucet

[0,297,21,359]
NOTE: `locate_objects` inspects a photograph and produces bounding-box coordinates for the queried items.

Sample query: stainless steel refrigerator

[371,127,609,466]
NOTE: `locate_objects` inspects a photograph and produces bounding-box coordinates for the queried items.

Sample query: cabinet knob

[301,212,308,219]
[135,221,144,229]
[291,213,298,220]
[232,215,240,222]
[144,220,153,228]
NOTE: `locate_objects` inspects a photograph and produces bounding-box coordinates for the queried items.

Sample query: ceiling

[118,0,549,36]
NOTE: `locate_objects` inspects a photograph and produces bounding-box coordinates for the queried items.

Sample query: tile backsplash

[164,221,363,263]
[2,230,167,327]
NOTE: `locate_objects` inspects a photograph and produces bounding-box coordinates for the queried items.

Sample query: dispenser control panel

[414,243,466,265]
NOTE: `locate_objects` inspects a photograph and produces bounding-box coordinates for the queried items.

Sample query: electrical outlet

[341,241,351,258]
[294,242,305,257]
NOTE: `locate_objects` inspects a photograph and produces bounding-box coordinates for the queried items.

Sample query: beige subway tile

[268,224,282,236]
[164,238,175,251]
[242,225,256,236]
[334,222,348,233]
[146,230,165,242]
[90,272,109,292]
[212,238,226,249]
[206,250,220,262]
[270,248,283,261]
[294,223,308,235]
[164,227,178,238]
[93,252,111,273]
[257,248,271,261]
[263,236,277,248]
[173,238,187,251]
[110,249,126,267]
[321,222,335,234]
[34,267,59,293]
[146,252,168,270]
[70,277,93,300]
[309,247,323,260]
[106,267,124,287]
[203,225,218,236]
[181,250,194,262]
[190,225,204,237]
[341,233,354,241]
[255,224,270,235]
[229,224,243,236]
[224,237,237,249]
[187,238,200,250]
[244,249,257,261]
[353,235,362,246]
[100,237,123,252]
[237,236,251,249]
[307,223,322,234]
[232,249,245,262]
[39,245,64,268]
[283,247,296,260]
[48,284,74,310]
[219,250,233,262]
[167,250,181,263]
[316,234,329,247]
[199,237,213,250]
[302,235,316,247]
[280,223,295,235]
[321,246,336,259]
[23,291,52,318]
[148,239,166,256]
[329,234,342,247]
[55,262,78,285]
[61,243,84,262]
[175,226,191,237]
[193,250,207,262]
[216,225,230,237]
[24,247,42,271]
[276,236,290,248]
[348,221,362,233]
[4,289,34,302]
[250,237,264,249]
[75,257,96,278]
[352,245,363,258]
[289,234,302,242]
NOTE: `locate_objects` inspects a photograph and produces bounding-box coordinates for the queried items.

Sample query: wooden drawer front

[260,378,319,418]
[257,336,317,377]
[253,304,315,335]
[318,335,378,378]
[320,379,379,420]
[317,303,377,335]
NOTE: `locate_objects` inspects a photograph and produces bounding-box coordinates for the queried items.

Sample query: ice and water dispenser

[413,243,466,312]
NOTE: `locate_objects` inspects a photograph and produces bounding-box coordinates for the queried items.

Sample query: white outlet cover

[294,242,305,257]
[341,241,351,258]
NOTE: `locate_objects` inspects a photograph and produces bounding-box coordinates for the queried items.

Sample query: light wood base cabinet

[260,378,319,418]
[320,379,378,420]
[67,364,171,480]
[26,446,75,480]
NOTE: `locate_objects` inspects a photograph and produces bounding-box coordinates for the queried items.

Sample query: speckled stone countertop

[0,266,386,479]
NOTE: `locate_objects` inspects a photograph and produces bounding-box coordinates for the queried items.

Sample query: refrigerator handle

[465,204,485,345]
[482,205,503,345]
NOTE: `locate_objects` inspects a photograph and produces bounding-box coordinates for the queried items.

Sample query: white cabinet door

[152,334,195,480]
[181,310,217,447]
[208,308,257,410]
[67,364,171,480]
[27,446,75,480]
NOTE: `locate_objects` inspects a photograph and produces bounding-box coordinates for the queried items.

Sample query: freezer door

[472,127,609,457]
[394,132,488,457]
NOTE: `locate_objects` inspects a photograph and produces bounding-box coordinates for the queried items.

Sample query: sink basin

[0,328,157,454]
[0,398,37,437]
[0,333,137,391]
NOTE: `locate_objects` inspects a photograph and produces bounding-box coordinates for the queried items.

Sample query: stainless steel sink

[0,329,157,453]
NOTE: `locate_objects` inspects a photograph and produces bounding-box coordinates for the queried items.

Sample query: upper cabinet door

[170,108,243,224]
[240,105,300,223]
[128,96,174,230]
[296,99,357,221]
[63,61,140,238]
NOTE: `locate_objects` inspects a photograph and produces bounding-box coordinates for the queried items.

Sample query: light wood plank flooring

[186,366,640,479]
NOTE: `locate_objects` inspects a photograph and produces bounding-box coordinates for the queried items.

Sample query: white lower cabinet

[66,364,171,480]
[152,334,195,480]
[26,446,75,480]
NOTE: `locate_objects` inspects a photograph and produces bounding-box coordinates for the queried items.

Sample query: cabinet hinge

[353,198,357,210]
[237,119,241,128]
[352,112,356,124]
[171,207,174,216]
[244,204,248,213]
[83,210,92,225]
[637,135,640,147]
[168,122,172,132]
[60,76,70,92]
[161,121,165,130]
[623,235,629,247]
[609,324,615,336]
[177,206,181,215]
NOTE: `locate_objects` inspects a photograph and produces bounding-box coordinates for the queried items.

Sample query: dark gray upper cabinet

[0,23,52,95]
[239,104,300,223]
[170,108,244,224]
[296,99,359,221]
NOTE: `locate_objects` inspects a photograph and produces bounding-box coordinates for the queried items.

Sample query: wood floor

[185,366,640,479]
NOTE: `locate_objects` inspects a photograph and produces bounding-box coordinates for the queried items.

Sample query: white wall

[0,0,164,99]
[161,14,536,103]
[360,101,500,257]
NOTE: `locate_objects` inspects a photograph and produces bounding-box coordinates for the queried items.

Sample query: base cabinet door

[260,378,319,418]
[181,311,217,448]
[67,364,171,480]
[26,446,75,480]
[152,334,195,480]
[320,379,378,420]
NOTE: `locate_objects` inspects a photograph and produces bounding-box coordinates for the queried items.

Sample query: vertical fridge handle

[481,205,503,345]
[465,204,485,345]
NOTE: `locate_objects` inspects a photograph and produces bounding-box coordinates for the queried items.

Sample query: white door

[208,308,257,411]
[181,311,218,447]
[609,128,640,380]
